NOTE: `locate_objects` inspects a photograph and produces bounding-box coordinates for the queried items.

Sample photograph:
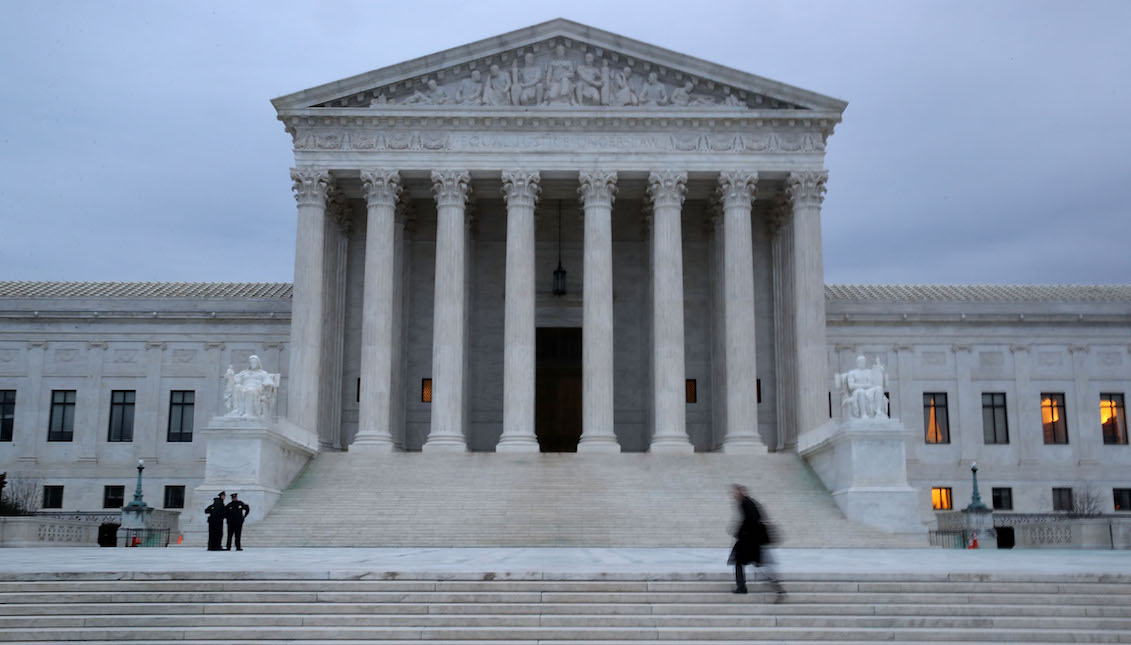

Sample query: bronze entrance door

[535,327,582,452]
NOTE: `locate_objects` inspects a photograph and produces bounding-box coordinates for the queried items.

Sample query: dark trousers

[207,521,223,551]
[735,562,782,593]
[226,521,243,550]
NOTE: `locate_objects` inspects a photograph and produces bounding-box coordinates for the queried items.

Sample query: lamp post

[962,460,993,548]
[965,461,989,512]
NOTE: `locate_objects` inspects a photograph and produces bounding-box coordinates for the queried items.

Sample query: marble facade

[0,21,1128,534]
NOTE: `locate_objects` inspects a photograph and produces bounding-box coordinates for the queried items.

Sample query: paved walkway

[2,547,1130,579]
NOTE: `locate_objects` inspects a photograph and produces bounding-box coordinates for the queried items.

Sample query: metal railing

[119,528,170,547]
[928,529,969,549]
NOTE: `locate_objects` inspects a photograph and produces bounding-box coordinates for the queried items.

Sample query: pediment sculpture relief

[325,40,802,111]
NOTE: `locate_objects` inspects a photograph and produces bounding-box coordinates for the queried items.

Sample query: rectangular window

[1052,487,1073,512]
[167,390,195,442]
[163,485,185,509]
[1101,393,1127,445]
[107,390,136,442]
[923,393,950,444]
[991,487,1013,511]
[982,393,1009,444]
[48,390,76,442]
[421,378,432,403]
[931,487,953,510]
[1115,488,1131,512]
[102,485,125,509]
[0,390,14,442]
[1042,393,1069,444]
[42,485,63,509]
[685,379,697,404]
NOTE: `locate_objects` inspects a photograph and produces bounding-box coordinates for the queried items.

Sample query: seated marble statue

[835,355,888,420]
[223,355,280,419]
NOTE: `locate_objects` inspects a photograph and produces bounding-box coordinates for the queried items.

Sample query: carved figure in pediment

[639,72,668,106]
[574,52,606,106]
[456,69,484,105]
[514,53,544,106]
[545,44,575,105]
[369,94,388,106]
[608,66,638,106]
[720,87,745,108]
[670,80,693,107]
[483,64,512,106]
[402,78,451,105]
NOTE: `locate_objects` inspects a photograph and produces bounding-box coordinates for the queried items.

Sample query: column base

[577,436,621,453]
[422,436,468,453]
[350,437,397,453]
[495,435,540,453]
[649,438,694,455]
[721,436,767,454]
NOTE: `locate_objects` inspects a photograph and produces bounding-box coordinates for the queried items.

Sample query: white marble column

[769,197,797,451]
[497,170,541,453]
[785,170,831,438]
[647,170,694,454]
[287,169,332,435]
[718,170,763,453]
[353,169,401,452]
[577,170,620,452]
[424,169,472,452]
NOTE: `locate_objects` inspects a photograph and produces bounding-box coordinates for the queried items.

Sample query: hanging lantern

[553,200,567,296]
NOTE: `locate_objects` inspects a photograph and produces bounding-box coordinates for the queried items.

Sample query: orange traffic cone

[967,532,978,549]
[177,535,183,545]
[132,536,140,547]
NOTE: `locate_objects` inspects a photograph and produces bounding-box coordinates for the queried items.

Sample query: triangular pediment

[273,19,846,115]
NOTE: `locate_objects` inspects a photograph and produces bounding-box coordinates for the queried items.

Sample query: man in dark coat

[225,492,251,551]
[204,491,226,551]
[728,484,784,598]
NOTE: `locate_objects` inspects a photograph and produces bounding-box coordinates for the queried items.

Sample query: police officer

[204,491,226,551]
[225,492,251,551]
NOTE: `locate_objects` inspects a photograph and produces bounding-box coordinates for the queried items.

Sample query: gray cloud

[1,0,1127,284]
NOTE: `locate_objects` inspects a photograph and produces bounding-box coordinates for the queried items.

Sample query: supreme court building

[1,20,1129,545]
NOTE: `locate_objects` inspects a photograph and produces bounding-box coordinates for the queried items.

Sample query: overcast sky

[1,0,1128,285]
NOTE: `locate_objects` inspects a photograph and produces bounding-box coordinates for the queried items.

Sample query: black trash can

[98,523,120,547]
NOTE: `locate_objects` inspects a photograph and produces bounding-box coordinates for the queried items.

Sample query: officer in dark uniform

[204,491,226,551]
[225,492,251,551]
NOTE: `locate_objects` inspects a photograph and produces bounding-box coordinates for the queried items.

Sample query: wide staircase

[1,571,1129,643]
[247,452,919,548]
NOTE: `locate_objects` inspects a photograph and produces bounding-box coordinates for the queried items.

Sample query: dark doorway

[536,327,582,452]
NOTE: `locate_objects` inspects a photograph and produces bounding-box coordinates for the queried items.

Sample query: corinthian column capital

[431,169,472,208]
[360,169,402,208]
[786,169,829,210]
[646,170,687,208]
[291,168,332,206]
[717,170,758,207]
[500,170,541,208]
[578,170,618,208]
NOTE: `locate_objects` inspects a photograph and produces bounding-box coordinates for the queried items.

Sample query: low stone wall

[0,516,98,547]
[1012,518,1131,549]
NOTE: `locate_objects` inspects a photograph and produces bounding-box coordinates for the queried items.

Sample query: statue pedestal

[798,417,926,538]
[182,416,318,546]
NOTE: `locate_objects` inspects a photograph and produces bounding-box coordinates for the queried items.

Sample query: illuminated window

[923,393,950,444]
[931,487,953,510]
[1101,393,1127,445]
[685,379,697,404]
[421,378,432,403]
[1115,489,1131,512]
[1041,393,1068,444]
[982,393,1009,444]
[991,487,1013,510]
[1052,487,1073,512]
